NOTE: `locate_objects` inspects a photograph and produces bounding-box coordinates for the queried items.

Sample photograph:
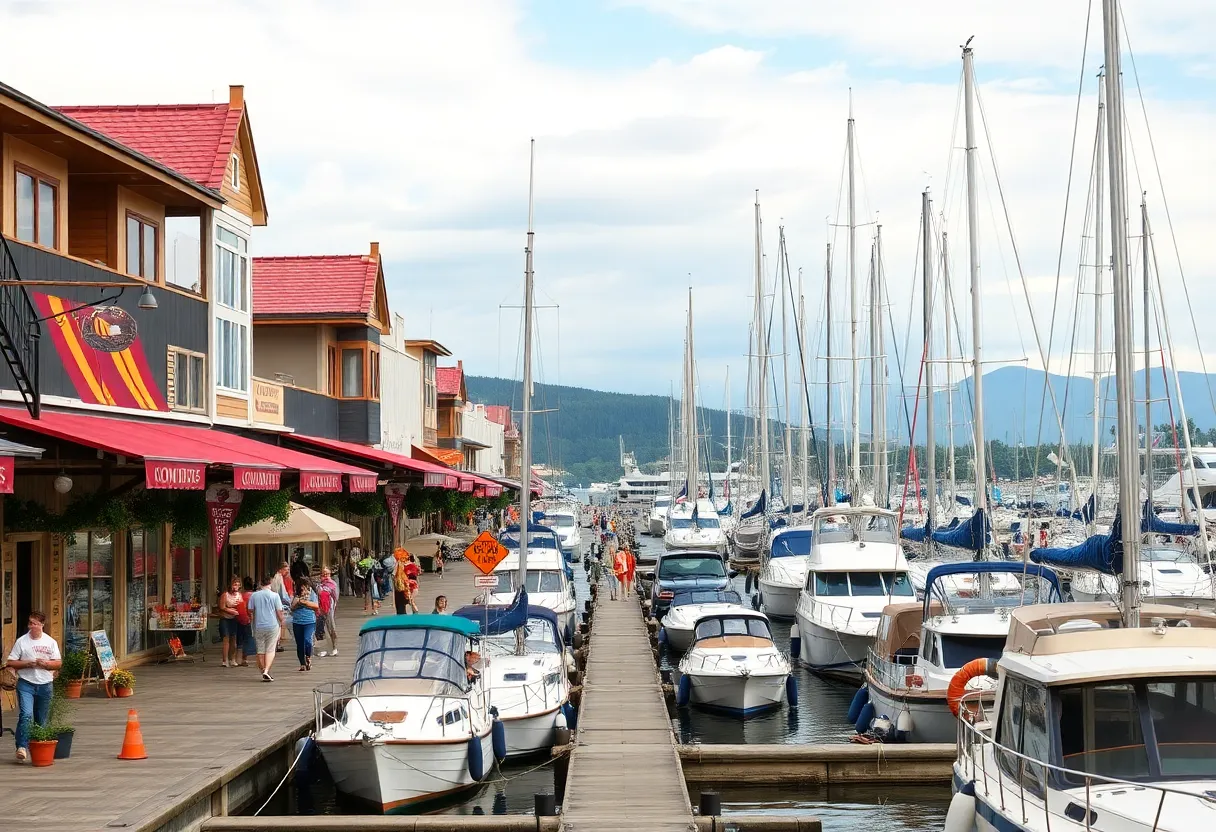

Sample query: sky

[3,0,1216,417]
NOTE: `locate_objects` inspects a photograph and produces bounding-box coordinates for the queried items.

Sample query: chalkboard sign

[90,630,117,681]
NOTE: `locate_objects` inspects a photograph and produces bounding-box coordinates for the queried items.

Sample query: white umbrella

[229,502,360,545]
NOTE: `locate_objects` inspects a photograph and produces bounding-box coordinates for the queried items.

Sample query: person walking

[392,550,419,615]
[6,611,60,763]
[290,577,320,672]
[249,574,285,682]
[239,576,257,663]
[359,552,380,614]
[269,561,293,651]
[433,542,444,578]
[623,545,637,599]
[315,567,340,658]
[613,547,629,601]
[218,576,243,668]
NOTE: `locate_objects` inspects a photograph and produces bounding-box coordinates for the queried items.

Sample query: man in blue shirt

[248,573,285,682]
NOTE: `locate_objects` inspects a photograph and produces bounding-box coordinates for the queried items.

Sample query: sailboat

[948,15,1216,830]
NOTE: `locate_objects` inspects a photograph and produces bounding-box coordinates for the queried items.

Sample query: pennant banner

[385,483,408,535]
[206,483,244,555]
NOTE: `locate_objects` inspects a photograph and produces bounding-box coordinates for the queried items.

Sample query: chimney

[229,85,245,109]
[370,241,380,260]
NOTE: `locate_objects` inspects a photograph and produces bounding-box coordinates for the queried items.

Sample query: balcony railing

[0,234,40,417]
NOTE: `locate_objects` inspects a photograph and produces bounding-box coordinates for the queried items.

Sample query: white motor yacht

[542,509,582,560]
[313,614,499,813]
[676,610,792,716]
[484,527,577,643]
[648,495,672,536]
[758,526,813,619]
[1070,543,1216,609]
[454,602,571,759]
[794,506,912,679]
[660,588,747,653]
[664,499,728,556]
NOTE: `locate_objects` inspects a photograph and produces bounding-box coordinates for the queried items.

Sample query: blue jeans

[293,622,314,666]
[15,679,52,751]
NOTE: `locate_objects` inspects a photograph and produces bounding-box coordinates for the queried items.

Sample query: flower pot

[53,731,74,759]
[115,685,133,698]
[29,740,57,767]
[64,680,84,699]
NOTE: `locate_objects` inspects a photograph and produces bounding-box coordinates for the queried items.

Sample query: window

[1057,682,1149,783]
[370,350,381,400]
[216,226,248,311]
[15,169,57,248]
[169,347,206,413]
[165,216,203,293]
[230,153,240,191]
[658,556,725,580]
[171,535,203,606]
[939,634,1005,668]
[341,348,364,397]
[327,345,339,395]
[216,319,248,391]
[126,213,158,279]
[813,571,850,596]
[126,527,162,654]
[63,532,114,656]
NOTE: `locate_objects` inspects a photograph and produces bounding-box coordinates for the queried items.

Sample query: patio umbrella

[405,532,461,544]
[229,502,360,544]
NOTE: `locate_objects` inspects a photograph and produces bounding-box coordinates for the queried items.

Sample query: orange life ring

[947,658,998,720]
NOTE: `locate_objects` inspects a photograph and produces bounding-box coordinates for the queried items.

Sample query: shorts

[218,617,239,638]
[254,626,280,655]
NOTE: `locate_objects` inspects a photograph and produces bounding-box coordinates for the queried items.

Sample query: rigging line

[886,207,921,502]
[780,231,826,497]
[1119,9,1216,426]
[939,67,966,208]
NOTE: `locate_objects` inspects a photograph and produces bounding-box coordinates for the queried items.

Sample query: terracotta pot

[29,740,57,767]
[64,680,84,699]
[115,685,133,698]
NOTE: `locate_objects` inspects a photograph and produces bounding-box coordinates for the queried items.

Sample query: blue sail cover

[931,509,989,552]
[1142,500,1199,536]
[452,590,530,635]
[769,528,813,558]
[1030,513,1123,574]
[717,501,733,516]
[1055,494,1095,522]
[956,494,972,507]
[740,491,766,520]
[901,520,930,543]
[835,489,852,504]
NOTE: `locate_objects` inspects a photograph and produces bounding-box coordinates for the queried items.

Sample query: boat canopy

[930,509,989,551]
[359,613,480,637]
[353,621,476,695]
[692,612,773,643]
[1142,499,1200,536]
[454,602,563,652]
[769,528,813,558]
[922,561,1063,617]
[499,524,562,550]
[1030,513,1123,574]
[670,589,742,608]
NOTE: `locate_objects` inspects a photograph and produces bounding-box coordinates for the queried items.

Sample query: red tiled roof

[436,366,463,397]
[252,255,379,317]
[484,405,511,427]
[54,104,241,190]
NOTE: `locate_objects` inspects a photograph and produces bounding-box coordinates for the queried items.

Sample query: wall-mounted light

[137,285,158,310]
[53,474,73,494]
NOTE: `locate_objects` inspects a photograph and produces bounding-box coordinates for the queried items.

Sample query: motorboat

[758,526,813,619]
[862,562,1062,743]
[1070,543,1216,609]
[794,505,912,680]
[676,609,792,715]
[453,601,571,759]
[648,494,672,536]
[485,527,577,642]
[731,494,769,564]
[660,589,747,653]
[313,614,500,812]
[664,499,728,556]
[541,509,582,560]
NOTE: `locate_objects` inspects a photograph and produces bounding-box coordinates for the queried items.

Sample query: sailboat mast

[923,190,936,536]
[725,366,732,506]
[962,45,987,522]
[848,97,861,493]
[876,224,887,506]
[756,194,771,500]
[687,291,698,501]
[943,230,957,508]
[1091,71,1106,534]
[668,384,675,497]
[799,270,809,517]
[826,242,835,506]
[781,228,793,515]
[519,139,536,588]
[1100,0,1142,628]
[1142,197,1153,525]
[869,236,879,499]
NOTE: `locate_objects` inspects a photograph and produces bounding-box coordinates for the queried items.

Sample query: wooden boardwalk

[562,591,694,831]
[0,560,467,832]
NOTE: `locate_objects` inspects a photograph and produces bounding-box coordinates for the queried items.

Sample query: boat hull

[648,516,667,536]
[866,684,959,743]
[796,616,870,680]
[758,578,800,619]
[664,624,694,653]
[686,671,787,715]
[500,707,560,758]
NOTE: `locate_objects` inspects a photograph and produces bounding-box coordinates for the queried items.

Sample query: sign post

[465,531,510,576]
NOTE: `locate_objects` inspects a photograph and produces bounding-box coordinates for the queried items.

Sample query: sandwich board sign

[466,531,510,575]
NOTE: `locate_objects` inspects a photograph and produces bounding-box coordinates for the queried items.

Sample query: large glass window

[126,214,158,279]
[215,227,248,311]
[126,528,162,654]
[15,170,57,247]
[813,571,850,596]
[342,348,364,397]
[216,319,248,392]
[1057,682,1149,783]
[171,535,204,605]
[170,348,206,413]
[63,532,114,656]
[1147,679,1216,776]
[657,556,725,580]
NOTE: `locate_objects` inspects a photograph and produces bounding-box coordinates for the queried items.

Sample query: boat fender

[676,673,691,706]
[789,621,801,661]
[785,674,798,705]
[491,718,508,763]
[854,701,875,734]
[944,781,977,832]
[947,658,999,719]
[293,736,315,780]
[468,735,485,781]
[846,684,869,724]
[555,709,572,746]
[752,592,762,611]
[896,709,913,741]
[562,701,578,731]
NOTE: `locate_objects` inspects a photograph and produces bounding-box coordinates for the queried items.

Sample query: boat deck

[561,591,693,831]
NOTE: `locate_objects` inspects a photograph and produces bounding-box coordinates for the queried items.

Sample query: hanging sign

[474,575,499,588]
[485,484,502,497]
[300,471,342,493]
[145,459,206,490]
[348,473,379,493]
[234,466,282,491]
[0,456,14,494]
[385,483,408,535]
[206,483,244,555]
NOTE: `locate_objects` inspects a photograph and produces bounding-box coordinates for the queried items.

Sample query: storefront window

[127,528,162,654]
[171,535,204,605]
[63,532,116,656]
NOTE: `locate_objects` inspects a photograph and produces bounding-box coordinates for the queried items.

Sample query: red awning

[0,407,376,491]
[289,434,459,490]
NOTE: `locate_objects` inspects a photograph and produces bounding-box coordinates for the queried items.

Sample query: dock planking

[561,590,694,831]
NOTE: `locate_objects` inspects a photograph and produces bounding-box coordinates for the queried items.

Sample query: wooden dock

[561,591,694,831]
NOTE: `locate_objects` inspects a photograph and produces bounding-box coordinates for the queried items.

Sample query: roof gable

[436,365,465,399]
[253,252,382,320]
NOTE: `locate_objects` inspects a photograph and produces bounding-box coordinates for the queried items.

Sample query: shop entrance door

[16,542,33,634]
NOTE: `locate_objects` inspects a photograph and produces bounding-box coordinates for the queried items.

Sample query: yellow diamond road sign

[466,531,510,575]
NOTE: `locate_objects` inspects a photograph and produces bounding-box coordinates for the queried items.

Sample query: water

[706,784,950,831]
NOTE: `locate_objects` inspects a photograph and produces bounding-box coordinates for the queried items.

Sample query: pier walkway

[562,591,693,831]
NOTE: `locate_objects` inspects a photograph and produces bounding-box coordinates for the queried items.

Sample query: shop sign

[252,378,285,426]
[423,472,447,488]
[385,482,408,534]
[300,471,342,493]
[206,483,244,555]
[234,466,282,491]
[348,473,379,493]
[485,485,503,497]
[459,478,475,493]
[145,459,206,489]
[0,456,14,494]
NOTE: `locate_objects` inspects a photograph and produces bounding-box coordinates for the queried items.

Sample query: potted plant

[109,668,136,697]
[48,688,75,759]
[27,722,59,766]
[59,650,87,699]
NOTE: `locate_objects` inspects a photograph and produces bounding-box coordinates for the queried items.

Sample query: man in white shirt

[6,611,62,762]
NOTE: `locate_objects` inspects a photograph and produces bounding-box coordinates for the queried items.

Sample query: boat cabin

[353,615,482,697]
[692,612,775,650]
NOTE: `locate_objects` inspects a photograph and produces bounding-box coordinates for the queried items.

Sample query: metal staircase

[0,235,40,417]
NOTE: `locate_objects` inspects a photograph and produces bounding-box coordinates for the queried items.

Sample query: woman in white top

[6,611,61,763]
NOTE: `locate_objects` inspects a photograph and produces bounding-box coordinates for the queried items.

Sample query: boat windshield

[939,634,1005,668]
[670,589,742,608]
[669,516,721,530]
[500,530,560,550]
[693,617,773,642]
[658,556,726,580]
[545,514,575,529]
[353,627,470,695]
[1142,547,1196,564]
[927,571,1061,614]
[810,571,914,597]
[813,513,898,545]
[491,570,564,594]
[484,616,561,654]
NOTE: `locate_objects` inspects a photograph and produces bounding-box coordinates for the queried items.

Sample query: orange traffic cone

[117,709,148,760]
